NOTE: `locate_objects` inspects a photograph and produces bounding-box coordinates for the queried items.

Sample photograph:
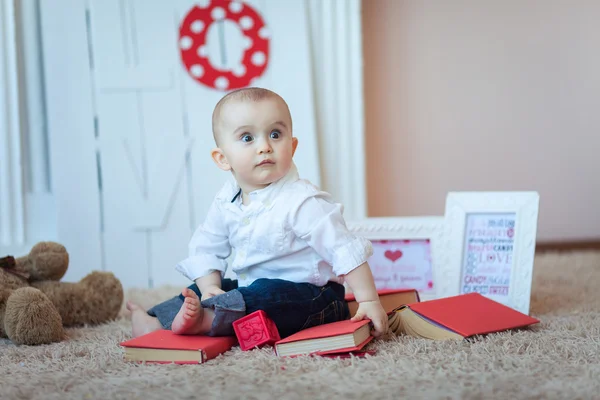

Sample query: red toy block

[233,310,281,351]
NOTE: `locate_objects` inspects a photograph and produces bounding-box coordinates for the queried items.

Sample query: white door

[40,0,320,288]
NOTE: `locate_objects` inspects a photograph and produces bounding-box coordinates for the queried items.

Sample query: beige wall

[363,0,600,242]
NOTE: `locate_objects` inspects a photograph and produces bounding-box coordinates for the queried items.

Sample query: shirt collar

[217,162,300,207]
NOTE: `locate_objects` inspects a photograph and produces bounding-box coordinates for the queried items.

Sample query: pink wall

[363,0,600,242]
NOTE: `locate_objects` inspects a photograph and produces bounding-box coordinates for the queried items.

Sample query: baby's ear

[211,148,231,171]
[292,137,299,156]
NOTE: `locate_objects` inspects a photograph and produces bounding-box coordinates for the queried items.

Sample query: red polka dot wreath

[179,0,270,91]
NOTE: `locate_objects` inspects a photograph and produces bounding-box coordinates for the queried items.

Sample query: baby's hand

[351,300,389,337]
[200,285,226,302]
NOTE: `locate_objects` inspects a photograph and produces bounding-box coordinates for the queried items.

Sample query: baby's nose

[258,142,273,153]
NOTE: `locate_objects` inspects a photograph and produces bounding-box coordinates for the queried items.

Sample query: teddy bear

[0,241,124,345]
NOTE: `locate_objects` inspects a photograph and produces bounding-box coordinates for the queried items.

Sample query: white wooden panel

[307,0,366,219]
[132,0,179,64]
[16,0,51,195]
[130,0,190,288]
[92,0,176,91]
[92,0,192,288]
[334,0,350,208]
[96,66,173,90]
[10,0,58,253]
[88,0,130,69]
[96,91,149,288]
[0,0,25,246]
[139,90,190,288]
[149,188,192,288]
[347,0,366,219]
[131,133,193,229]
[39,0,102,281]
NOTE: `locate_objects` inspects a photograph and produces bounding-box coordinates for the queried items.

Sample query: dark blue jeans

[147,278,350,338]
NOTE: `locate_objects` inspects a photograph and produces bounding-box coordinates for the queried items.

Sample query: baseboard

[536,240,600,252]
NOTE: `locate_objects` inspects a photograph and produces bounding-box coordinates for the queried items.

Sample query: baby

[127,88,388,339]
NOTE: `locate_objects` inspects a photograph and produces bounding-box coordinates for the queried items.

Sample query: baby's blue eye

[270,130,281,139]
[241,134,253,143]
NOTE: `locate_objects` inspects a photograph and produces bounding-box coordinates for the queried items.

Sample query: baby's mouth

[257,159,275,166]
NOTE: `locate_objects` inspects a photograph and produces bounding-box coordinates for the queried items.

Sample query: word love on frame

[347,217,447,301]
[443,192,540,314]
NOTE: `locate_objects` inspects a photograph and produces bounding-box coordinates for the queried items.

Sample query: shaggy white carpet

[1,250,599,400]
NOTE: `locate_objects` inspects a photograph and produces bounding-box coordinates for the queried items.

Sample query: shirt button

[239,273,247,280]
[238,250,246,258]
[263,200,272,207]
[242,217,250,226]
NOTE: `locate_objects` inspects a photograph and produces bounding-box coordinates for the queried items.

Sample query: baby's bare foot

[126,301,162,338]
[171,288,209,335]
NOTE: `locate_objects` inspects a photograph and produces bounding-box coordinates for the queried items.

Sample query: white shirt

[175,163,373,287]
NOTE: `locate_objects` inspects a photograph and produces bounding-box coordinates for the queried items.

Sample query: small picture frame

[442,192,540,314]
[347,217,446,301]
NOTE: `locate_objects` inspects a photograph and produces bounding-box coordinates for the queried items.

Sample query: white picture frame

[347,217,447,301]
[442,192,540,314]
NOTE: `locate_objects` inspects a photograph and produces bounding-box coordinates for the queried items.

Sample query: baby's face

[215,97,298,192]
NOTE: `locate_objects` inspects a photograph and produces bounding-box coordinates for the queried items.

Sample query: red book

[120,330,237,364]
[389,293,539,340]
[345,288,420,315]
[274,319,373,357]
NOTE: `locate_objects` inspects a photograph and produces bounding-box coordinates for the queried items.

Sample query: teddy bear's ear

[1,256,30,280]
[0,256,15,269]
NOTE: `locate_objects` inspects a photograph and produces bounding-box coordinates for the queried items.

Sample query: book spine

[202,339,236,361]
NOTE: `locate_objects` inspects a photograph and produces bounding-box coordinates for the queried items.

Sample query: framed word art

[442,192,540,314]
[347,217,449,301]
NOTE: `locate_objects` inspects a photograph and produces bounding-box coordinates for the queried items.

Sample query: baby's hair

[211,87,292,143]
